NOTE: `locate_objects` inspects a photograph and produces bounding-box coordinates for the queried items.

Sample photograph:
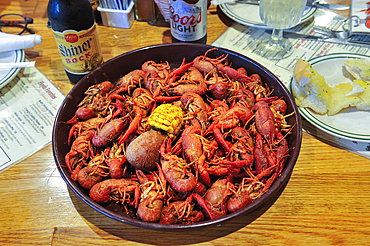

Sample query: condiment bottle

[169,0,207,44]
[47,0,103,84]
[134,0,159,24]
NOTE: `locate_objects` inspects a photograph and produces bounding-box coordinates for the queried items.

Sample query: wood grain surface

[2,0,370,245]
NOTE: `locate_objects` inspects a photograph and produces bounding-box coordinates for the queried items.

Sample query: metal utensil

[211,0,350,11]
[313,26,351,39]
[265,29,370,46]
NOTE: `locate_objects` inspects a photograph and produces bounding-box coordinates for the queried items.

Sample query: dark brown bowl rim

[52,43,302,231]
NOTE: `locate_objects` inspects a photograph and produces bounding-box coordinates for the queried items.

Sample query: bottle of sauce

[169,0,207,44]
[134,0,159,24]
[47,0,103,84]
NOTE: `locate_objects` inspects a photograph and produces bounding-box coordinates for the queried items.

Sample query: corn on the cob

[147,104,184,137]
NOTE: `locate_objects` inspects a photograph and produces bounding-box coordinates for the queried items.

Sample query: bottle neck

[48,0,95,31]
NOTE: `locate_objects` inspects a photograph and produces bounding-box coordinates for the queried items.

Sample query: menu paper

[212,9,370,159]
[0,63,65,173]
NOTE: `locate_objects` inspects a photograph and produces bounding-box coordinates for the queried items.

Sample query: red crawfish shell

[75,106,96,120]
[92,118,127,147]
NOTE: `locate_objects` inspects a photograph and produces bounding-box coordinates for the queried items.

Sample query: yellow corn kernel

[148,104,184,137]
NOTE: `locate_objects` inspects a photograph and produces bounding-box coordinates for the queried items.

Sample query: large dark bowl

[52,43,302,231]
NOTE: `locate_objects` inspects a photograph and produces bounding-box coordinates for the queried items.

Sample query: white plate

[219,3,317,29]
[292,53,370,142]
[0,49,25,90]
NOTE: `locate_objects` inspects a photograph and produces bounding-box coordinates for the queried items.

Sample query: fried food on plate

[292,58,370,116]
[345,59,370,111]
[345,58,370,81]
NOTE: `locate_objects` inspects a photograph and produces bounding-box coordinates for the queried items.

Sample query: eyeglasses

[0,14,35,35]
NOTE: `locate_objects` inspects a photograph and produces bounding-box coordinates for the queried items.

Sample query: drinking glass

[256,0,307,59]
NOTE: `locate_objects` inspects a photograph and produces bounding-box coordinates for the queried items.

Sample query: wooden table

[2,0,369,245]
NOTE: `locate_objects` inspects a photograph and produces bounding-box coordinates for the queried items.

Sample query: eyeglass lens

[0,14,30,35]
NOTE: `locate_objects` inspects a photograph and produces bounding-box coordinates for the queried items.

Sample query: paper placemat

[212,9,370,159]
[0,60,65,173]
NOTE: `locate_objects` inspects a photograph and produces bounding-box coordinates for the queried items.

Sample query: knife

[265,30,370,46]
[212,0,350,11]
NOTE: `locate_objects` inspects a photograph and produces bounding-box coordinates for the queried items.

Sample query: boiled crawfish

[135,163,167,222]
[160,137,197,193]
[63,48,295,225]
[89,178,141,209]
[66,81,112,123]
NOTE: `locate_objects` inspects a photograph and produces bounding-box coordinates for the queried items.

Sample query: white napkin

[0,61,36,69]
[0,32,42,53]
[154,0,171,22]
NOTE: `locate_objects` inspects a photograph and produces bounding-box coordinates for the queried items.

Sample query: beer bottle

[47,0,103,84]
[169,0,207,44]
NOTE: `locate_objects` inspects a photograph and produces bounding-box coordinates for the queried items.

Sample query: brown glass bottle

[169,0,207,44]
[47,0,103,84]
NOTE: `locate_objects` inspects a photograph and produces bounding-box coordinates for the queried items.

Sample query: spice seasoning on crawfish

[64,49,295,224]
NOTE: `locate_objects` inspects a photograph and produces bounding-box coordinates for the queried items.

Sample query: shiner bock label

[169,0,207,42]
[52,24,103,75]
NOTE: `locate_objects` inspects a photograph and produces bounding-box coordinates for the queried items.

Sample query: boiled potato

[126,130,167,170]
